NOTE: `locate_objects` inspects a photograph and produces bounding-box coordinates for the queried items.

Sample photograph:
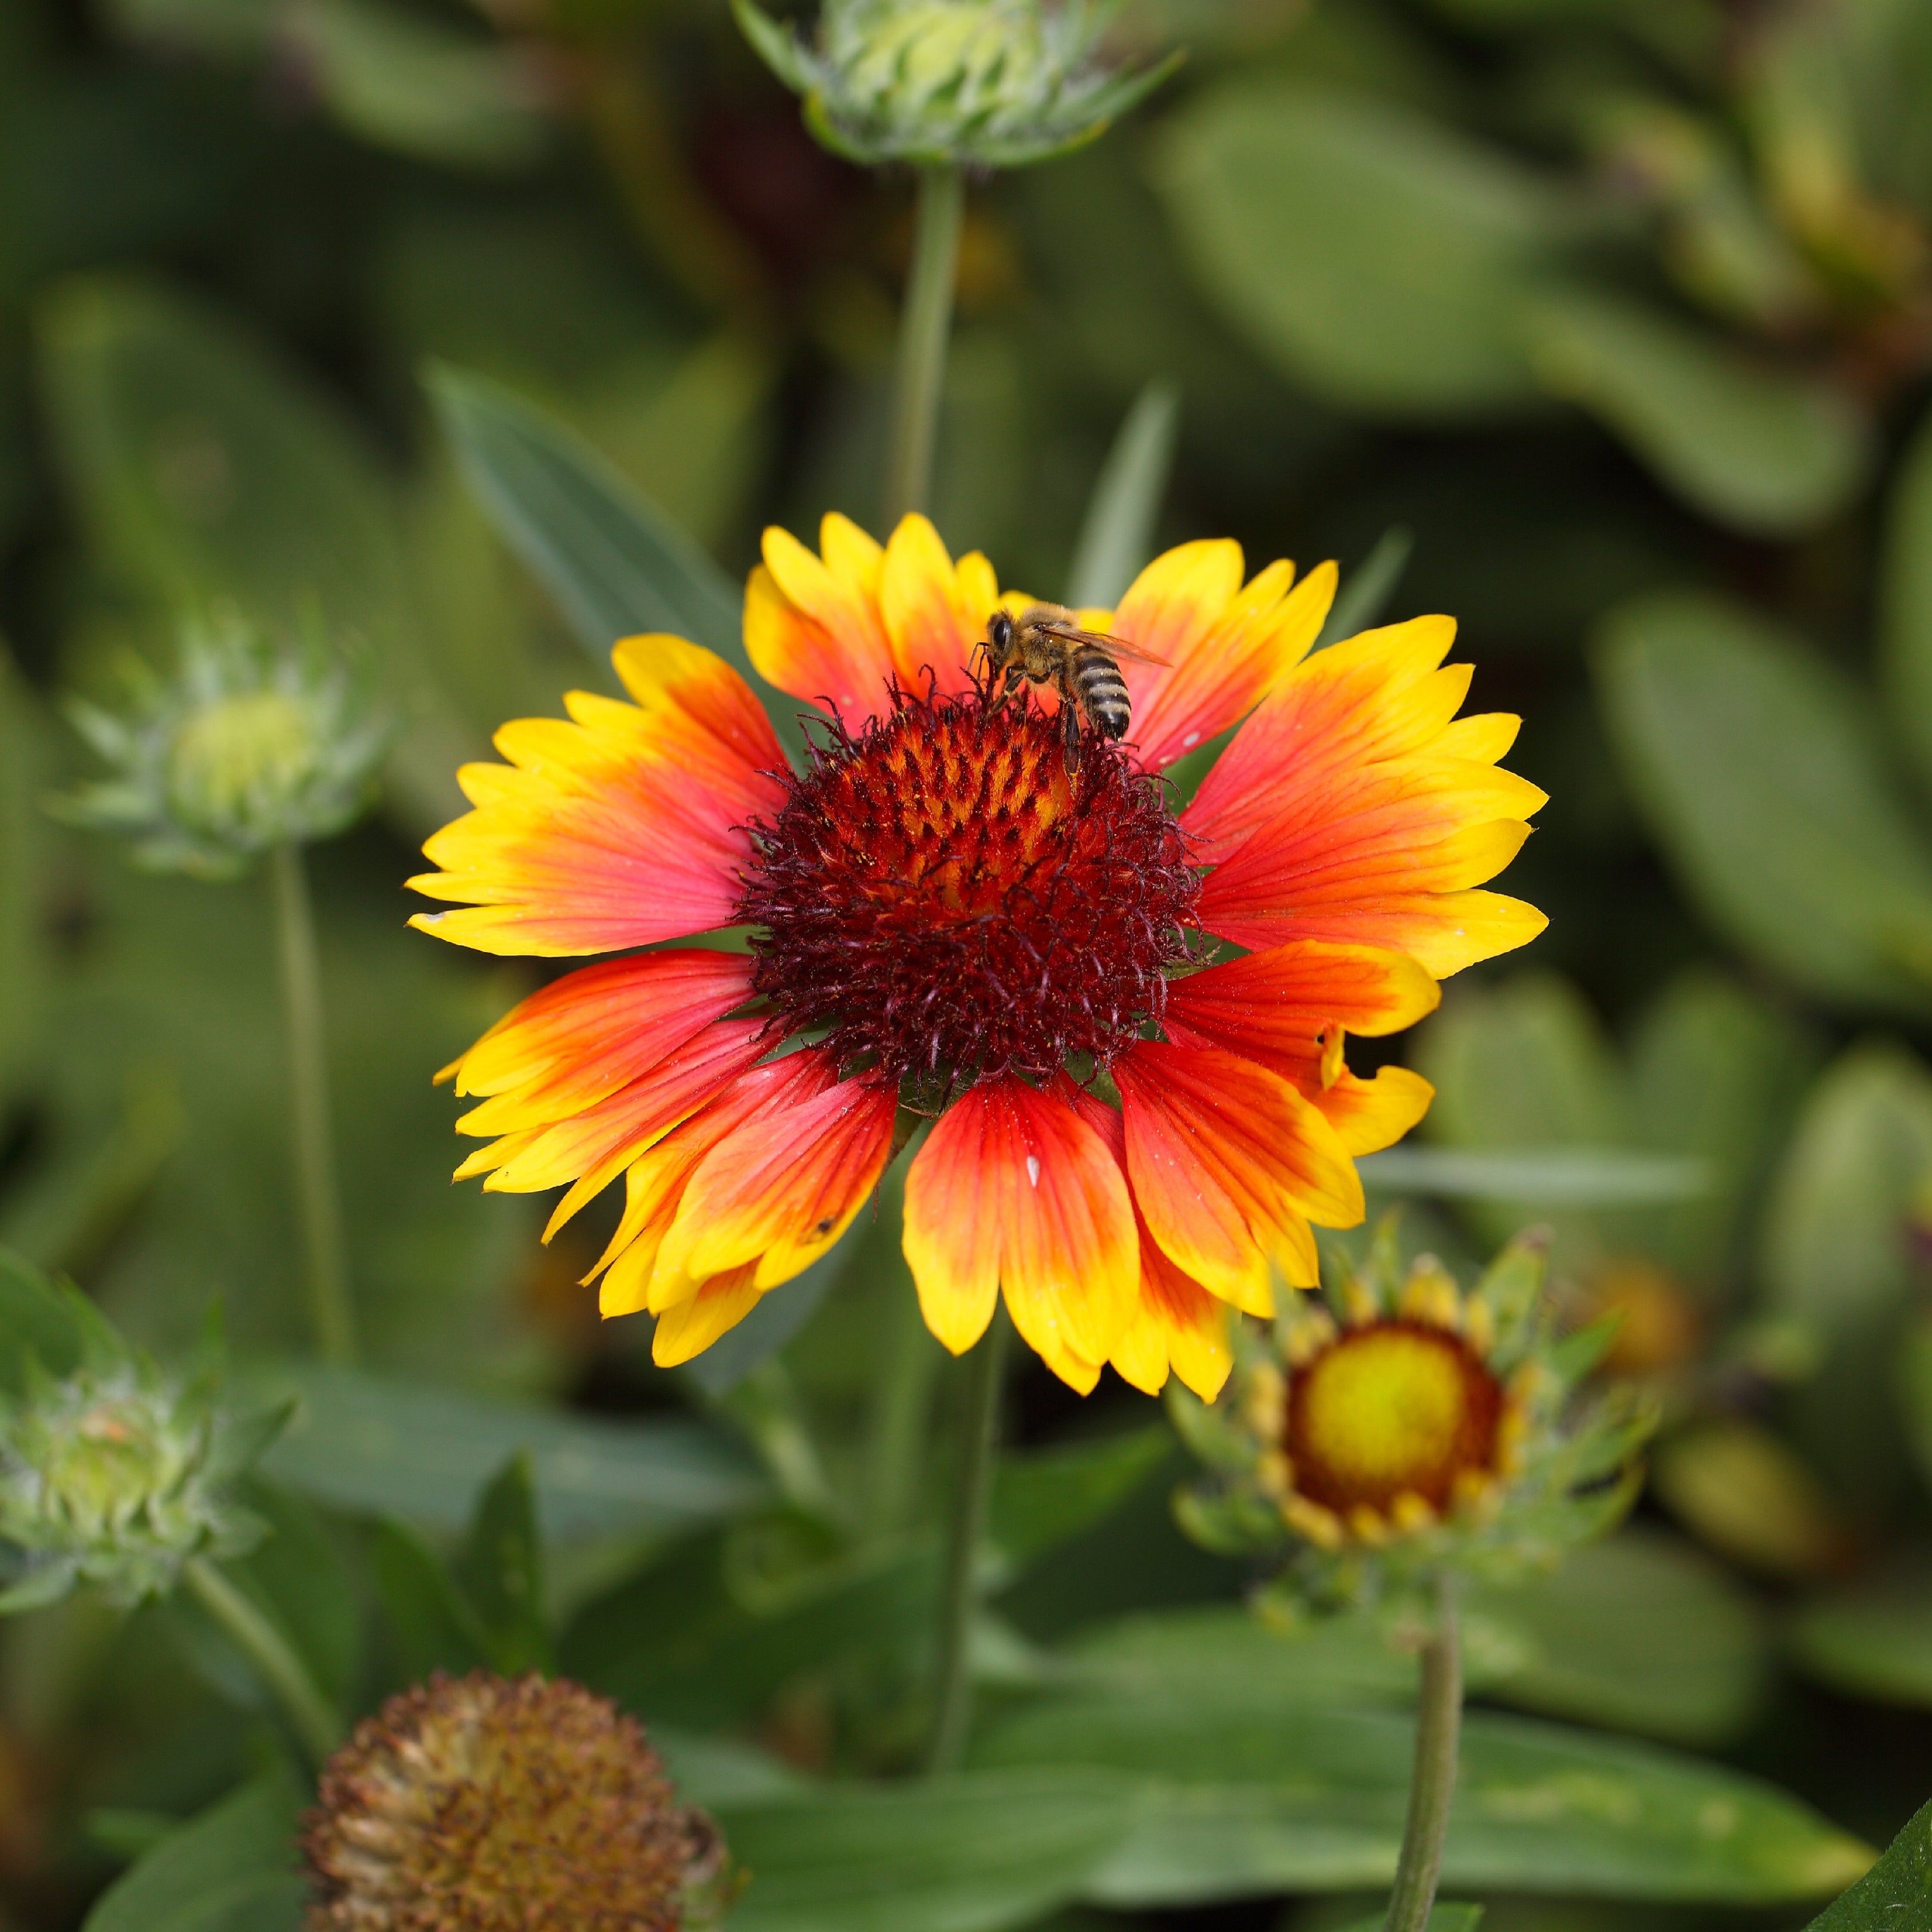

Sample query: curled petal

[653,1266,763,1368]
[655,1074,898,1302]
[1314,1065,1435,1157]
[408,637,785,957]
[902,1075,1137,1390]
[1106,542,1336,771]
[747,515,896,724]
[1115,1040,1363,1314]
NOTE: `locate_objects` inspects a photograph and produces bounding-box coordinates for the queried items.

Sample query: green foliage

[1802,1801,1932,1931]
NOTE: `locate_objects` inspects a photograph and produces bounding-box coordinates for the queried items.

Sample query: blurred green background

[9,0,1932,1927]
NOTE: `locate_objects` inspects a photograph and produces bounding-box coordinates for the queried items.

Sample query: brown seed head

[302,1672,721,1932]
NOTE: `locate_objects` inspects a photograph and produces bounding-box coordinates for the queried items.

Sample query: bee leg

[1061,693,1082,776]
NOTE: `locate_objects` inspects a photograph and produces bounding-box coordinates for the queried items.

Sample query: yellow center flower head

[407,514,1547,1399]
[1173,1226,1654,1610]
[1288,1320,1502,1520]
[733,0,1182,167]
[58,610,388,879]
[302,1672,726,1932]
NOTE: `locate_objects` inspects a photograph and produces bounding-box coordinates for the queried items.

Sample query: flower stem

[183,1554,342,1765]
[925,1310,1006,1773]
[1384,1570,1463,1932]
[883,164,966,528]
[270,841,357,1366]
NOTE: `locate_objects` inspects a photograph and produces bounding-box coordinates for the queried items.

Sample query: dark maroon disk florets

[737,689,1201,1088]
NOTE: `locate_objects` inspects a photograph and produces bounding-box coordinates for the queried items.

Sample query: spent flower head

[302,1671,730,1931]
[56,608,389,879]
[1172,1221,1655,1621]
[0,1293,279,1612]
[733,0,1182,167]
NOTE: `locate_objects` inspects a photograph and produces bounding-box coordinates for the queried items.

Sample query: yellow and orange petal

[1103,541,1337,771]
[902,1074,1138,1392]
[1115,1041,1362,1317]
[408,635,786,958]
[748,513,999,724]
[1062,1079,1232,1402]
[1186,617,1547,977]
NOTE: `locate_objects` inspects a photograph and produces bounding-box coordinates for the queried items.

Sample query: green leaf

[426,363,804,758]
[1789,1559,1932,1710]
[1880,401,1932,797]
[1526,290,1871,535]
[254,1363,768,1539]
[990,1428,1175,1572]
[281,0,544,172]
[1760,1042,1932,1505]
[1314,526,1414,650]
[229,1478,359,1704]
[1152,80,1573,413]
[971,1689,1870,1905]
[370,1515,491,1682]
[1802,1798,1929,1929]
[1595,593,1932,1015]
[1360,1147,1708,1206]
[1468,1527,1772,1747]
[81,1775,303,1932]
[1065,381,1180,609]
[679,1230,860,1398]
[716,1771,1139,1932]
[457,1449,552,1674]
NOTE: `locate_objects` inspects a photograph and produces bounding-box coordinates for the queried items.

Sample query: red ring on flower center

[737,689,1200,1088]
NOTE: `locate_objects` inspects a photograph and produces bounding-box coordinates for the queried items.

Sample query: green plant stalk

[270,841,357,1365]
[183,1554,342,1764]
[866,1279,943,1538]
[926,1312,1006,1773]
[1384,1570,1463,1932]
[883,165,966,527]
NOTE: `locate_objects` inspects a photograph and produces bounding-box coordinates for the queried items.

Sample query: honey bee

[979,604,1171,773]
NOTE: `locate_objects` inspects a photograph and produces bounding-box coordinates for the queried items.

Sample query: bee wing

[1034,619,1173,669]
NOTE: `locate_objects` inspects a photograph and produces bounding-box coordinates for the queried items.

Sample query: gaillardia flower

[302,1672,725,1931]
[408,514,1544,1395]
[1172,1227,1654,1614]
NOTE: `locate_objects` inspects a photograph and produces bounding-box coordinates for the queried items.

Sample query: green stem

[1384,1571,1463,1932]
[183,1555,342,1765]
[270,842,357,1365]
[883,165,966,528]
[925,1311,1006,1774]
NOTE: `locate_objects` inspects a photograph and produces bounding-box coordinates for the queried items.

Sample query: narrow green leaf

[1802,1799,1928,1930]
[229,1478,359,1702]
[1359,1147,1708,1206]
[457,1449,552,1674]
[1527,290,1871,535]
[1065,381,1180,610]
[82,1776,302,1932]
[370,1516,491,1682]
[0,1247,84,1394]
[678,1230,860,1398]
[1595,593,1932,1015]
[716,1771,1138,1932]
[254,1363,768,1539]
[426,362,805,758]
[1314,526,1413,650]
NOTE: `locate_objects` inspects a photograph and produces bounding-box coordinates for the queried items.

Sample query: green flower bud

[1171,1222,1657,1624]
[733,0,1182,168]
[0,1295,280,1612]
[56,610,389,879]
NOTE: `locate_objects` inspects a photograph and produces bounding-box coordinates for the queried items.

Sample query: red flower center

[737,689,1200,1090]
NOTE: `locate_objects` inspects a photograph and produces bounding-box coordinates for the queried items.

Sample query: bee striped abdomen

[1073,648,1132,740]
